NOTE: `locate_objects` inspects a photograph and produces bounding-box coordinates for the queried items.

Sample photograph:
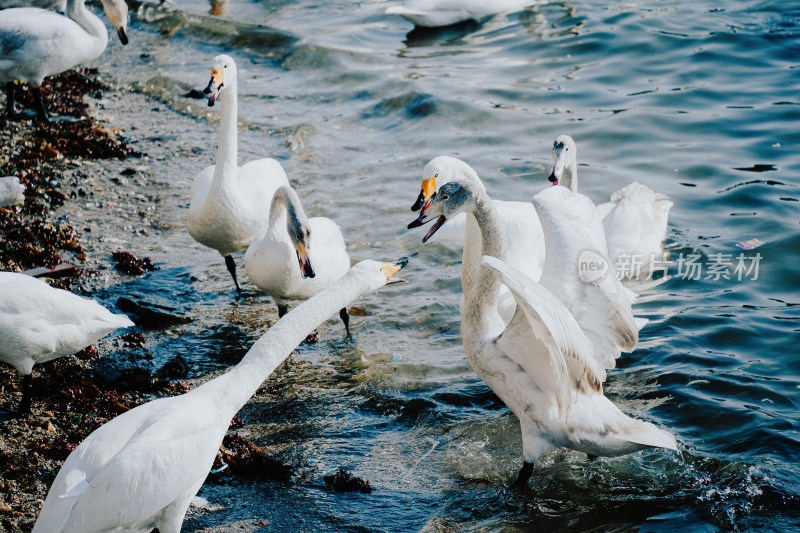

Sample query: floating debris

[323,468,373,494]
[736,238,764,250]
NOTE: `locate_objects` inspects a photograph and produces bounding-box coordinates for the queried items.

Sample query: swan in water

[0,272,133,418]
[548,135,673,279]
[187,54,290,295]
[409,156,545,335]
[0,0,129,122]
[32,258,408,533]
[386,0,532,27]
[408,178,676,483]
[244,185,352,336]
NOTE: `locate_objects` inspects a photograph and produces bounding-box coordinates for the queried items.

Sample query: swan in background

[408,178,675,484]
[386,0,531,27]
[245,185,352,336]
[188,54,290,295]
[0,272,133,418]
[0,175,25,207]
[408,156,544,335]
[0,0,66,12]
[548,135,673,279]
[32,258,408,533]
[0,0,129,122]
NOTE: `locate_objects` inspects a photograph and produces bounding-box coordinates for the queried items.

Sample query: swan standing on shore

[32,258,408,533]
[245,185,352,336]
[408,178,675,484]
[386,0,531,27]
[409,156,544,335]
[0,272,133,418]
[0,0,129,122]
[188,54,290,295]
[548,135,673,278]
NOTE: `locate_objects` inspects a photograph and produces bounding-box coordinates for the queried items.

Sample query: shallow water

[88,0,800,530]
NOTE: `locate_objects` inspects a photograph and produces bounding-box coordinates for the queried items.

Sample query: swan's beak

[117,27,129,45]
[407,211,447,244]
[296,243,315,279]
[548,168,559,186]
[410,177,437,213]
[204,69,224,107]
[381,257,409,284]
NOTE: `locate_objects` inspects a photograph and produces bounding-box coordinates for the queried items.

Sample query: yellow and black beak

[410,176,437,213]
[117,27,128,45]
[203,68,224,107]
[380,257,409,284]
[296,243,315,279]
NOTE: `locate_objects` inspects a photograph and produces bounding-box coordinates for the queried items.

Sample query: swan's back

[0,8,107,84]
[0,273,133,373]
[33,393,224,533]
[187,158,289,255]
[602,181,673,264]
[386,0,529,26]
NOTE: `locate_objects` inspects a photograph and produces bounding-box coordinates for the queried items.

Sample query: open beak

[117,27,128,45]
[203,68,224,107]
[407,210,447,244]
[410,177,437,213]
[296,243,315,279]
[381,257,409,284]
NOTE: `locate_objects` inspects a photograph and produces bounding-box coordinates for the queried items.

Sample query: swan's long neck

[461,192,506,348]
[566,159,578,193]
[213,81,239,192]
[267,187,304,242]
[66,0,108,46]
[200,270,370,418]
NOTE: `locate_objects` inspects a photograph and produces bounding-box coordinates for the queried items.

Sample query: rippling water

[91,0,800,530]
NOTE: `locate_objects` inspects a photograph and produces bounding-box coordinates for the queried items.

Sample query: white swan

[0,272,133,417]
[408,156,544,335]
[0,175,25,207]
[548,135,673,278]
[386,0,532,27]
[0,0,129,122]
[244,185,352,335]
[187,54,290,295]
[31,258,407,533]
[410,178,676,484]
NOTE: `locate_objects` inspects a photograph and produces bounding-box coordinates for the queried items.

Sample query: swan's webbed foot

[277,303,289,318]
[224,255,242,296]
[514,461,534,486]
[339,308,351,339]
[18,374,33,415]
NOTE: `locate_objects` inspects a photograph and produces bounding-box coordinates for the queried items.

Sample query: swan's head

[100,0,129,45]
[278,187,315,280]
[410,155,484,215]
[349,257,409,289]
[204,55,237,107]
[549,134,577,187]
[407,179,476,243]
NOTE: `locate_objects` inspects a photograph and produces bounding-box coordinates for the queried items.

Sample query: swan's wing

[533,186,639,368]
[483,256,605,415]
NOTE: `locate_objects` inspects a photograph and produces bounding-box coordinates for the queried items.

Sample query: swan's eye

[441,194,449,200]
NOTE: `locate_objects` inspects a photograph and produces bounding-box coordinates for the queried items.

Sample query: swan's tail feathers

[634,317,649,331]
[386,5,425,16]
[625,420,678,451]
